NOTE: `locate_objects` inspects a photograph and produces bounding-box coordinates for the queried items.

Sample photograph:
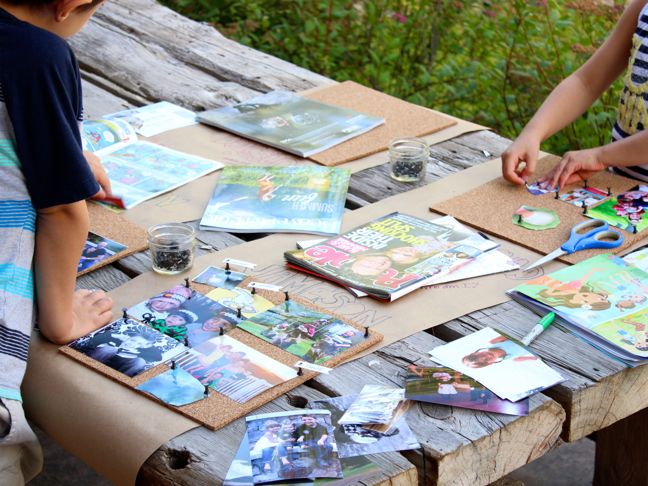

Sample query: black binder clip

[122,307,128,320]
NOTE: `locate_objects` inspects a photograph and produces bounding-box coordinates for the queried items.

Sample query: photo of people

[128,285,241,346]
[173,335,296,403]
[69,318,185,377]
[245,410,342,483]
[558,186,608,208]
[338,385,406,425]
[136,367,206,406]
[238,301,364,364]
[404,365,529,416]
[430,327,564,402]
[310,394,419,458]
[192,265,246,290]
[588,185,648,232]
[205,287,274,318]
[77,232,127,273]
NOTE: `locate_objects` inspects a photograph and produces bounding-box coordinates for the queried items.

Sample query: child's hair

[537,284,611,310]
[126,327,158,344]
[5,0,104,9]
[167,309,198,324]
[461,347,507,368]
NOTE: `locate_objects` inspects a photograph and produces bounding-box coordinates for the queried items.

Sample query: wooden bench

[42,0,647,483]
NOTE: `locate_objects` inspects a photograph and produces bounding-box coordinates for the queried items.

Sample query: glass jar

[147,223,195,275]
[388,137,430,182]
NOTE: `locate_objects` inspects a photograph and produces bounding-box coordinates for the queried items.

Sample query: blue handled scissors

[524,219,624,271]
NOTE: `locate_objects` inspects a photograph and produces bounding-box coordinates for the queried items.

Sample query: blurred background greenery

[162,0,625,155]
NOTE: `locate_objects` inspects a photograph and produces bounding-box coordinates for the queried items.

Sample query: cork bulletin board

[431,155,647,265]
[81,203,148,276]
[305,81,457,166]
[59,277,383,431]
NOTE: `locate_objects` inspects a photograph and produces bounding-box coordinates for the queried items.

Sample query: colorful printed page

[104,101,197,137]
[238,300,365,364]
[200,166,350,235]
[587,185,648,233]
[81,118,136,154]
[623,246,648,273]
[429,327,564,402]
[198,90,384,157]
[285,212,492,300]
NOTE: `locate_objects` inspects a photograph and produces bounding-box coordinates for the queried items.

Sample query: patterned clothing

[0,6,98,482]
[613,3,648,180]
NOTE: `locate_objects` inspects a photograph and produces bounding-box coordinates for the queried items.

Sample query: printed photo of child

[77,232,127,274]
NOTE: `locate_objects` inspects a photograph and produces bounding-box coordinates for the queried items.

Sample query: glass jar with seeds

[147,223,195,275]
[388,137,429,182]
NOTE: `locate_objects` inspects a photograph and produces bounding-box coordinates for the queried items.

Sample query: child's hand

[539,148,606,190]
[72,288,113,337]
[84,151,112,199]
[501,135,540,185]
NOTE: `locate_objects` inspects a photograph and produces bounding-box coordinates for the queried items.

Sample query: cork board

[304,81,457,166]
[81,203,147,276]
[59,278,383,430]
[431,155,647,264]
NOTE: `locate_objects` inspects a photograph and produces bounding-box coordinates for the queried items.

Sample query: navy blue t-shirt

[0,7,99,209]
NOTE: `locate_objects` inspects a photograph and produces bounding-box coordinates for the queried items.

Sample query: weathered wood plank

[311,332,564,486]
[137,384,417,485]
[71,0,332,110]
[76,264,132,292]
[347,131,509,206]
[82,79,135,119]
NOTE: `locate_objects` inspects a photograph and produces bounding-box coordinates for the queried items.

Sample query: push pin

[554,188,560,200]
[583,179,588,189]
[633,224,638,234]
[237,307,242,319]
[607,187,612,197]
[250,284,256,295]
[364,326,370,338]
[219,326,224,336]
[184,277,190,288]
[122,307,128,319]
[184,336,189,347]
[516,214,522,224]
[582,204,588,215]
[170,360,176,370]
[284,291,290,302]
[297,367,303,376]
[203,385,210,397]
[225,261,231,274]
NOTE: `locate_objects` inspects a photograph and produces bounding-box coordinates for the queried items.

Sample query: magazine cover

[508,254,648,362]
[197,91,384,157]
[200,166,350,235]
[284,212,496,300]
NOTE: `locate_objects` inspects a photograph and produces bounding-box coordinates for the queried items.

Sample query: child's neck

[0,2,59,35]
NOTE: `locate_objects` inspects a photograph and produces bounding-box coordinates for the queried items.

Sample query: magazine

[81,118,222,209]
[197,91,384,157]
[200,166,350,235]
[284,212,498,300]
[508,253,648,364]
[103,101,197,137]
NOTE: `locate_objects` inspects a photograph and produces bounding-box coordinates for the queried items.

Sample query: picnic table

[30,1,648,484]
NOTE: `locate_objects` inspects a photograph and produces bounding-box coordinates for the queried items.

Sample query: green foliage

[162,0,625,155]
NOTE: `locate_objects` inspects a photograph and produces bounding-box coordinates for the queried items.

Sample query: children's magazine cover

[200,166,350,235]
[508,254,648,363]
[587,185,648,233]
[81,119,222,209]
[197,91,384,157]
[284,212,497,300]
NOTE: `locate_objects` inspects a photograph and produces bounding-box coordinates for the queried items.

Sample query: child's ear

[54,0,94,21]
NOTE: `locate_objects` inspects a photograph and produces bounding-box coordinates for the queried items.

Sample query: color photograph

[245,409,342,483]
[205,287,275,318]
[512,205,560,230]
[192,265,246,290]
[173,334,297,403]
[587,185,648,233]
[78,232,127,273]
[69,318,185,377]
[128,285,240,346]
[558,186,608,208]
[136,367,206,406]
[404,365,529,416]
[338,385,405,425]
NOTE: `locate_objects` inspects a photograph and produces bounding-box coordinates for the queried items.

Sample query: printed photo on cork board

[587,185,648,233]
[78,232,127,273]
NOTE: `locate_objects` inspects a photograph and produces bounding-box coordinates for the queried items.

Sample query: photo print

[193,265,246,290]
[310,394,419,457]
[404,365,529,416]
[526,182,558,196]
[128,284,240,347]
[512,205,560,231]
[238,301,365,364]
[78,232,127,273]
[136,367,206,406]
[245,409,342,483]
[588,185,648,233]
[173,334,297,403]
[559,186,608,208]
[430,327,564,402]
[205,287,274,318]
[68,318,185,377]
[338,385,406,425]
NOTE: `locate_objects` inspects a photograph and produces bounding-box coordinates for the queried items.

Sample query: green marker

[521,312,556,346]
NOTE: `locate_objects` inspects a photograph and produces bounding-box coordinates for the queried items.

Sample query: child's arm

[502,0,646,185]
[35,201,113,344]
